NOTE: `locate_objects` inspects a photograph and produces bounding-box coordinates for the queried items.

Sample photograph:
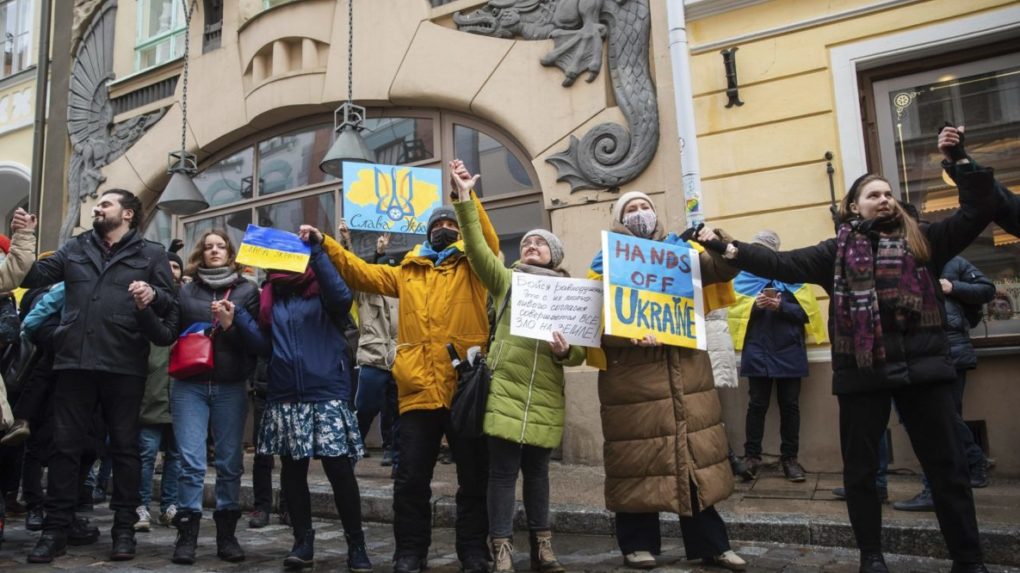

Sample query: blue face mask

[430,227,459,251]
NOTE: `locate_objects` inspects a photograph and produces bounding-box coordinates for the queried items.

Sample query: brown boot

[529,530,564,573]
[491,537,515,573]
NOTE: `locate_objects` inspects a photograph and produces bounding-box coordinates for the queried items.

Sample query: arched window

[147,109,546,265]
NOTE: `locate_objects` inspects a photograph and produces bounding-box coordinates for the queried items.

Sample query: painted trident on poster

[343,162,443,235]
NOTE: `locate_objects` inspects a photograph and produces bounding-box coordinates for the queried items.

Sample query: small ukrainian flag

[235,224,311,273]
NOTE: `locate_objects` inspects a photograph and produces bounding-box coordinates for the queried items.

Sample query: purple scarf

[258,268,320,330]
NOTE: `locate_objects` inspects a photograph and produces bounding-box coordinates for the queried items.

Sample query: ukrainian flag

[235,225,311,273]
[727,271,827,350]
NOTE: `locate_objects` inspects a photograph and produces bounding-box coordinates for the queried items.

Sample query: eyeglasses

[521,238,548,249]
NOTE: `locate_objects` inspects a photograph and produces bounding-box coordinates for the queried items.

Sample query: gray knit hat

[426,206,457,235]
[521,229,564,268]
[752,229,780,251]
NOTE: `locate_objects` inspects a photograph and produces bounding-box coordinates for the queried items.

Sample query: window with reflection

[193,147,254,207]
[362,117,436,165]
[257,193,335,235]
[454,124,534,198]
[1,0,32,78]
[871,52,1020,338]
[258,124,334,195]
[183,210,252,254]
[135,0,187,70]
[143,209,174,248]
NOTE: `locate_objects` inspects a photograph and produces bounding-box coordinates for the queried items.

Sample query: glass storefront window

[135,0,186,71]
[454,124,533,198]
[486,201,547,264]
[143,209,173,248]
[873,53,1020,336]
[257,125,335,195]
[1,0,32,78]
[362,117,436,165]
[257,192,335,236]
[192,147,255,208]
[183,210,252,254]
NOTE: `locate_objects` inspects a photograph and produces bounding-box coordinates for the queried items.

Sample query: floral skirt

[257,399,365,460]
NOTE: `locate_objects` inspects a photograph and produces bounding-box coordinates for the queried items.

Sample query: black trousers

[392,408,488,562]
[838,382,980,562]
[614,482,731,560]
[43,370,144,535]
[251,391,276,513]
[744,377,801,460]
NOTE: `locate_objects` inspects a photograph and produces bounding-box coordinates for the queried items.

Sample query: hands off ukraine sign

[601,231,706,350]
[343,162,443,235]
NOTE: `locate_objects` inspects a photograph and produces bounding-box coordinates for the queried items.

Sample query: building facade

[0,0,37,234]
[60,0,1020,473]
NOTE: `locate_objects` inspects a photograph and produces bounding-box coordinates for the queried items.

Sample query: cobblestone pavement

[1,508,1018,573]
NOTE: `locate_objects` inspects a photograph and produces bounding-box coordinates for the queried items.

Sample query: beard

[92,212,123,235]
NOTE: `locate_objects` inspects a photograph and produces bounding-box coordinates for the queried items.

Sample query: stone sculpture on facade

[454,0,659,192]
[62,0,165,241]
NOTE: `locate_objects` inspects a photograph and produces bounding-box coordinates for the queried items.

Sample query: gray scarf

[196,266,238,289]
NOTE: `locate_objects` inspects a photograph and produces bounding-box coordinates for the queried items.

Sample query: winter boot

[284,527,315,569]
[491,537,515,573]
[346,531,373,573]
[213,509,245,562]
[171,510,201,565]
[529,530,564,573]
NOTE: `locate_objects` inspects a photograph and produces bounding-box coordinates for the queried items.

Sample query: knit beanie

[611,191,656,224]
[521,229,564,268]
[166,250,184,268]
[426,206,457,236]
[751,229,780,251]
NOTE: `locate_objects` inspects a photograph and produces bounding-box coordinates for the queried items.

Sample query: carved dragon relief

[453,0,658,192]
[62,0,166,241]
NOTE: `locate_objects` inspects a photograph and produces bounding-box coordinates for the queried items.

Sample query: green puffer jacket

[454,200,586,449]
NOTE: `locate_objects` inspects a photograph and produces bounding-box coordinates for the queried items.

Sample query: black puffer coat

[731,164,997,395]
[940,256,995,371]
[177,276,260,384]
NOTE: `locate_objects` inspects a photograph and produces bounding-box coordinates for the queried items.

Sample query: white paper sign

[510,273,604,348]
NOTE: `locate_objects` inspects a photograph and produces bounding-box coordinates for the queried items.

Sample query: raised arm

[454,199,510,296]
[729,240,837,291]
[926,162,997,270]
[310,243,353,317]
[319,233,400,297]
[0,224,37,292]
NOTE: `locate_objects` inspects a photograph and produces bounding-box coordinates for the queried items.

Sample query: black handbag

[449,286,511,439]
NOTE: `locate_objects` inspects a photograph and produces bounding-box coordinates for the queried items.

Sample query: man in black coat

[20,189,179,564]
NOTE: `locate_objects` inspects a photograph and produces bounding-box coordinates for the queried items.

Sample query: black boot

[172,510,201,565]
[110,530,137,561]
[346,531,373,573]
[859,551,889,573]
[67,516,100,546]
[213,509,245,562]
[284,527,315,569]
[28,531,67,564]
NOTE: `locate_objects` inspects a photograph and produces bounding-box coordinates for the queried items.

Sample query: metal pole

[666,0,703,228]
[29,0,52,216]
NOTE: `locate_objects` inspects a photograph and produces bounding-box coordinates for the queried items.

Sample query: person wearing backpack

[893,255,995,512]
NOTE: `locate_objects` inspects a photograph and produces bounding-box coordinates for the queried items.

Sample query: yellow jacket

[321,193,499,414]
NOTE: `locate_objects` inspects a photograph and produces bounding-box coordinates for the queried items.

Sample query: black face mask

[430,227,459,251]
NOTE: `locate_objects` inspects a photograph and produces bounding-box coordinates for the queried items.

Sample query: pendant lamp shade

[319,125,375,177]
[158,169,209,215]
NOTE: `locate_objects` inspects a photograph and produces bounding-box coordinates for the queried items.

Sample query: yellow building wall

[0,80,36,167]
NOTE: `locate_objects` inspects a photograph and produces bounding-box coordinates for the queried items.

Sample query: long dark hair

[838,174,930,263]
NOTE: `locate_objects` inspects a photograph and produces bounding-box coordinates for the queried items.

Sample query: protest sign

[343,162,443,235]
[510,273,604,348]
[601,231,705,350]
[235,224,311,273]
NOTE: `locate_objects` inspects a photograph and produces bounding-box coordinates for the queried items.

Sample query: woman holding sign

[453,172,586,573]
[170,230,259,565]
[695,130,996,573]
[589,191,746,571]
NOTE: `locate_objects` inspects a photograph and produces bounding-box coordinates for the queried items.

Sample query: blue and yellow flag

[727,271,827,350]
[235,225,311,273]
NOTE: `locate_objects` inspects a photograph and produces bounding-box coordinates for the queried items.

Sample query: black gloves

[700,237,730,255]
[679,223,704,243]
[939,122,967,162]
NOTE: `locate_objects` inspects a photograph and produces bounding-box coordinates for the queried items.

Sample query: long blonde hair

[838,174,930,263]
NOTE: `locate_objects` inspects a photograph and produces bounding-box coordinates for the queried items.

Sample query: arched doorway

[0,163,30,236]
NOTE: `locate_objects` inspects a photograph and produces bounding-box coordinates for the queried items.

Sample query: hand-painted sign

[235,224,311,273]
[601,231,705,350]
[343,162,443,235]
[510,273,604,348]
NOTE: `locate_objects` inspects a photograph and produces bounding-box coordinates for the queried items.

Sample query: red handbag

[168,288,232,379]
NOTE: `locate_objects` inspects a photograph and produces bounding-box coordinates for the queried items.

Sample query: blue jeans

[139,424,180,512]
[171,381,248,512]
[355,365,398,449]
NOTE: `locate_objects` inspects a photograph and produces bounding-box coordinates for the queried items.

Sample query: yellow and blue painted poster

[343,162,443,235]
[601,231,706,350]
[235,224,311,273]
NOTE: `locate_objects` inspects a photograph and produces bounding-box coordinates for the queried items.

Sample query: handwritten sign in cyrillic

[510,273,604,348]
[235,225,311,273]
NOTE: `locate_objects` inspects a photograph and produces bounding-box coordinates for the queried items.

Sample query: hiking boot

[393,555,427,573]
[782,458,807,482]
[623,551,656,569]
[135,506,151,532]
[529,530,564,573]
[742,457,761,480]
[213,508,245,562]
[346,531,373,573]
[703,550,747,571]
[461,552,489,573]
[159,505,177,527]
[284,528,315,569]
[28,531,67,563]
[0,418,30,446]
[893,489,934,512]
[248,508,270,528]
[172,510,201,565]
[67,516,100,546]
[25,506,44,531]
[110,531,136,561]
[859,551,889,573]
[492,537,515,572]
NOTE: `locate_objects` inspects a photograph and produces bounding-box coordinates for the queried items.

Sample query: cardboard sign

[509,273,604,348]
[343,162,443,235]
[601,231,705,350]
[235,224,311,273]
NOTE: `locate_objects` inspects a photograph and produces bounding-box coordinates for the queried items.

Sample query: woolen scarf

[258,268,320,329]
[196,266,238,289]
[832,217,941,371]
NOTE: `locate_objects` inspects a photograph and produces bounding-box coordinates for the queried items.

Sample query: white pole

[667,0,703,228]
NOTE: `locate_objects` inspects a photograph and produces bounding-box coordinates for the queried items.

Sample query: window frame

[134,0,188,72]
[0,0,33,79]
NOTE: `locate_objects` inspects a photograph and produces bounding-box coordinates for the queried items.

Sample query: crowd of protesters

[0,126,1007,573]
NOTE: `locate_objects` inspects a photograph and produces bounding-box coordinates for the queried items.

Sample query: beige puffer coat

[595,220,737,516]
[0,229,37,429]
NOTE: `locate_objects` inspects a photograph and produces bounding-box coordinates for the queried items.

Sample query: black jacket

[731,163,997,395]
[177,276,260,384]
[940,256,995,371]
[21,229,179,378]
[739,287,809,379]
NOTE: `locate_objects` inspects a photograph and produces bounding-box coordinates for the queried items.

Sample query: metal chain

[347,0,353,105]
[179,0,193,157]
